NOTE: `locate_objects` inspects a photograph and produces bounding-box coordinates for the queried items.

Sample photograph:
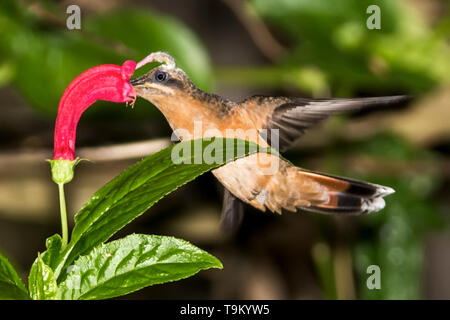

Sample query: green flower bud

[48,158,81,185]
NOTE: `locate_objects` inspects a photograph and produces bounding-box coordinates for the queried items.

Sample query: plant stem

[58,183,68,248]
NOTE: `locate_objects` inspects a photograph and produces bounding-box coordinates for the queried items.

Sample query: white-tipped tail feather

[297,170,396,215]
[362,197,386,213]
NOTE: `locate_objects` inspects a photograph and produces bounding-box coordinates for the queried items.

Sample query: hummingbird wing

[242,95,410,152]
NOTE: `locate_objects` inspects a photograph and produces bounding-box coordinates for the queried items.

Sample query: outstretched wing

[241,95,410,152]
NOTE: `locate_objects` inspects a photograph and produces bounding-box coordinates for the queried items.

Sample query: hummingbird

[130,52,406,231]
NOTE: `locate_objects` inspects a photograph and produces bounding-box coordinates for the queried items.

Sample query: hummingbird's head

[130,52,230,132]
[130,52,193,100]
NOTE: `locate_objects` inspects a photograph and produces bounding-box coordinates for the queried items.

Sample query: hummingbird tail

[297,170,395,215]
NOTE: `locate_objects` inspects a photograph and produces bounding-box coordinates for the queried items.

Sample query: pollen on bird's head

[136,51,177,71]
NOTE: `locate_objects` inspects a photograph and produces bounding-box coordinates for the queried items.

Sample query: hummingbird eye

[154,71,167,82]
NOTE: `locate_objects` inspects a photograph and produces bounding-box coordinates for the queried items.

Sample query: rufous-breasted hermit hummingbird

[130,52,407,231]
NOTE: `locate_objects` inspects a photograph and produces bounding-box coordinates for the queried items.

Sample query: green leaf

[85,9,212,91]
[28,254,58,300]
[13,33,122,115]
[0,60,14,87]
[41,234,62,270]
[1,4,212,116]
[54,138,271,279]
[0,252,29,300]
[58,234,222,300]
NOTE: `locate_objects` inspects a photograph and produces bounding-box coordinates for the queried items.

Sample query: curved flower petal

[53,60,137,161]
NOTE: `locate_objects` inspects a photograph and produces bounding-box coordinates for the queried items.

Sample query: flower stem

[58,183,69,248]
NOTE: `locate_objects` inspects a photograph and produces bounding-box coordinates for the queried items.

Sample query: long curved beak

[130,75,147,87]
[130,75,149,96]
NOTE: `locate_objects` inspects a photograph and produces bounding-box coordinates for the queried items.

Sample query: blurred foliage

[0,0,212,117]
[351,135,444,299]
[311,242,337,299]
[302,133,446,299]
[0,0,449,300]
[225,0,450,96]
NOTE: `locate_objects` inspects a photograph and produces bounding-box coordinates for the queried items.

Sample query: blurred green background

[0,0,449,299]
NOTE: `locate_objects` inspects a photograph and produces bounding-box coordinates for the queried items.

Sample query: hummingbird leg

[220,188,245,233]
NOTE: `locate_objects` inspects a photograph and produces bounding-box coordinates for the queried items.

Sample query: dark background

[0,0,449,299]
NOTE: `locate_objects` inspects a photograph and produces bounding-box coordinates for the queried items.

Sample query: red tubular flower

[53,60,136,161]
[50,60,136,184]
